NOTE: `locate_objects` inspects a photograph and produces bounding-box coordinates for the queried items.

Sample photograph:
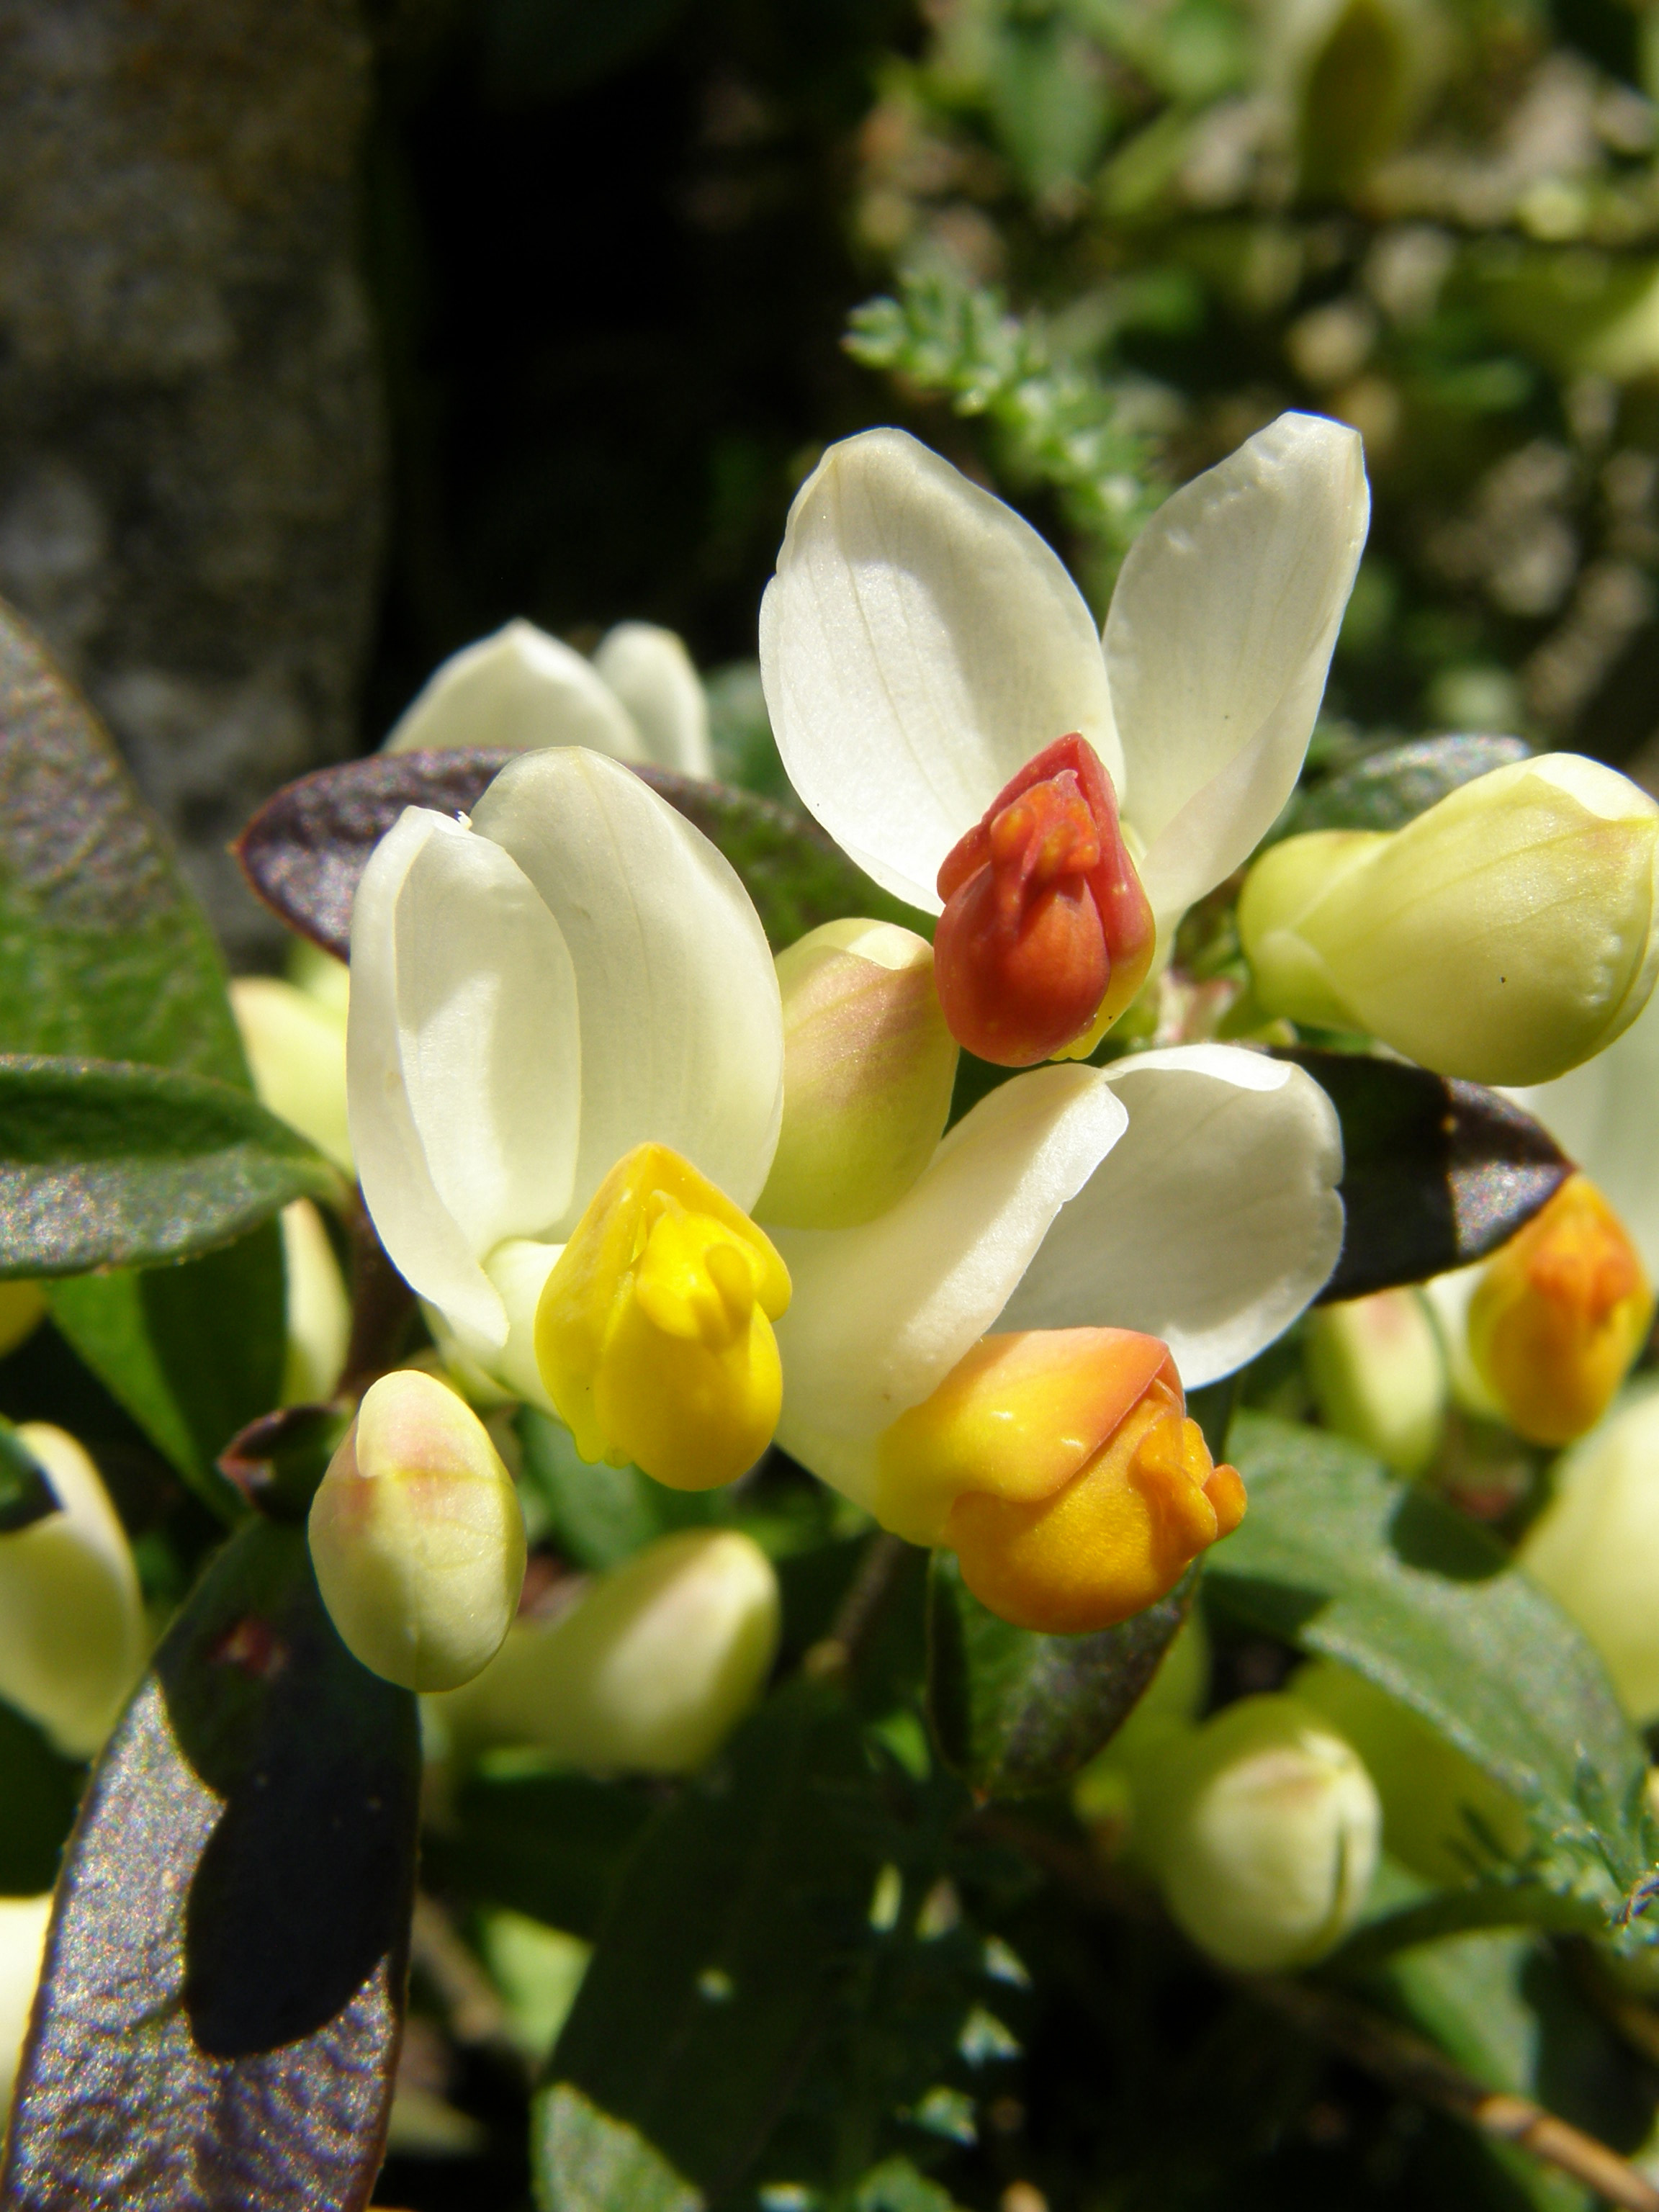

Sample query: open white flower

[383,618,714,778]
[759,414,1368,1064]
[348,745,785,1484]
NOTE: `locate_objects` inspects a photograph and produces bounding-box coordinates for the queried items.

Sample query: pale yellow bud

[0,1894,50,2118]
[756,920,958,1231]
[308,1370,526,1692]
[0,1282,44,1360]
[1239,755,1659,1084]
[1139,1694,1380,1972]
[231,974,352,1175]
[1305,1288,1447,1478]
[1291,1659,1527,1884]
[1517,1384,1659,1725]
[436,1529,779,1774]
[0,1425,145,1759]
[279,1200,351,1406]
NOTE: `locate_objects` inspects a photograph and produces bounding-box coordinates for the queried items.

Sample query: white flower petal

[348,806,583,1349]
[471,748,783,1218]
[775,1065,1128,1496]
[1506,987,1659,1278]
[1110,415,1369,929]
[382,619,643,760]
[593,623,714,778]
[997,1046,1344,1386]
[760,428,1120,914]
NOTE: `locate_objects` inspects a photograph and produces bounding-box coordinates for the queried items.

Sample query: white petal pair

[347,748,783,1388]
[383,619,714,779]
[772,1047,1344,1509]
[759,413,1369,938]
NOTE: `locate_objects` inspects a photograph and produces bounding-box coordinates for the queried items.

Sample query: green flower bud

[0,1894,50,2118]
[756,920,958,1231]
[1305,1288,1447,1478]
[1517,1384,1659,1725]
[231,974,352,1176]
[308,1370,526,1692]
[1239,755,1659,1084]
[436,1529,780,1774]
[1291,1659,1527,1884]
[0,1425,145,1759]
[1139,1693,1380,1972]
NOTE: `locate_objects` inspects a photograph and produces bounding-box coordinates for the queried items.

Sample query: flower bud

[756,920,958,1231]
[1467,1175,1652,1447]
[436,1529,780,1773]
[933,734,1155,1069]
[876,1328,1245,1634]
[536,1143,791,1492]
[1305,1288,1447,1478]
[0,1424,146,1759]
[1291,1659,1527,1884]
[0,1894,50,2118]
[308,1370,526,1692]
[1518,1383,1659,1724]
[1238,755,1659,1084]
[0,1282,45,1362]
[1139,1694,1380,1972]
[231,974,352,1176]
[279,1199,351,1407]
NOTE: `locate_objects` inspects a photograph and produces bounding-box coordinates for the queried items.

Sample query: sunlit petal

[471,747,783,1219]
[760,428,1120,913]
[593,622,714,778]
[382,619,643,760]
[997,1046,1344,1385]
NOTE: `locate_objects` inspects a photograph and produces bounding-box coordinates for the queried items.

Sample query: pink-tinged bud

[308,1370,526,1691]
[933,735,1155,1068]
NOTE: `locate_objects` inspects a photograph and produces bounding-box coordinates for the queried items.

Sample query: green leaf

[1277,1050,1570,1301]
[517,1406,727,1572]
[0,1696,82,1894]
[428,1766,656,1941]
[1285,734,1532,838]
[1207,1416,1658,1935]
[0,1056,336,1277]
[534,1681,885,2210]
[48,1221,286,1514]
[1,1516,420,2211]
[235,751,914,963]
[850,2155,971,2211]
[0,599,246,1086]
[925,1552,1194,1799]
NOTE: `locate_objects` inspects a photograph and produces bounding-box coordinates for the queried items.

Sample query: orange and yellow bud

[932,734,1155,1069]
[536,1143,791,1491]
[876,1328,1244,1634]
[1468,1174,1653,1447]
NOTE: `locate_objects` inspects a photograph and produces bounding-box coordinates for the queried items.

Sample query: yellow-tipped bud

[231,974,352,1176]
[0,1425,145,1759]
[1519,1384,1659,1725]
[1291,1659,1527,1884]
[1305,1288,1448,1478]
[877,1329,1246,1635]
[0,1282,45,1362]
[536,1143,791,1492]
[756,920,958,1231]
[308,1370,526,1691]
[1139,1694,1381,1972]
[1238,755,1659,1084]
[435,1529,781,1774]
[1467,1175,1652,1447]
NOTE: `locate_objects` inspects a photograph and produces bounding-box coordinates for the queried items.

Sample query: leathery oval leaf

[1,1516,421,2212]
[235,750,915,960]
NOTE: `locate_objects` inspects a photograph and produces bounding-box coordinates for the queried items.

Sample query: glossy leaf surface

[1,1517,421,2212]
[1208,1416,1658,1939]
[925,1552,1194,1798]
[0,1056,336,1278]
[235,749,914,959]
[1278,1049,1570,1301]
